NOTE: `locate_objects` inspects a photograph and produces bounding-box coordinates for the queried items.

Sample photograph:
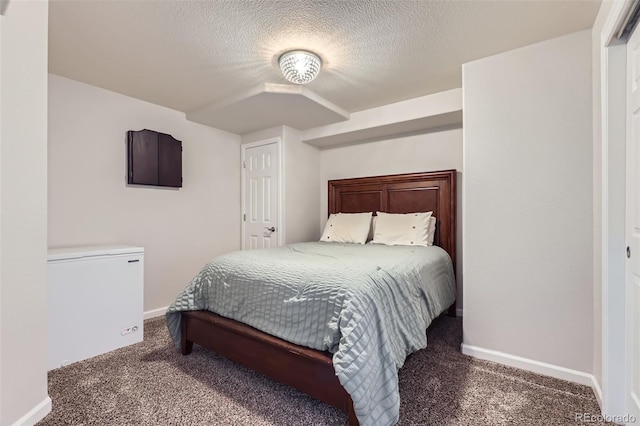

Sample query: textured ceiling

[49,0,601,116]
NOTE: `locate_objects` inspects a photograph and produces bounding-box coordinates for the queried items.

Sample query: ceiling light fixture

[279,50,322,85]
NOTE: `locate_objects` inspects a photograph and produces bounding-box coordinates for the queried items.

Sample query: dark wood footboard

[180,310,358,426]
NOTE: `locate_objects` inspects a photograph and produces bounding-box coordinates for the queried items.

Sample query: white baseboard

[12,396,51,426]
[143,306,168,320]
[461,344,596,388]
[591,376,603,407]
[456,308,463,317]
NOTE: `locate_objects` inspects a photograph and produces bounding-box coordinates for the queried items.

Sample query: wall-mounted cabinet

[127,129,182,188]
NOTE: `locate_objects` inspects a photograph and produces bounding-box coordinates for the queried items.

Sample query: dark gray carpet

[39,316,606,425]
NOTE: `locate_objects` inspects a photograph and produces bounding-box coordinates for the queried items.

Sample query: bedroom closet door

[626,22,640,423]
[242,139,282,250]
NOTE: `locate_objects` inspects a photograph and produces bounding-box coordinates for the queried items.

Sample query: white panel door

[242,140,280,249]
[626,23,640,423]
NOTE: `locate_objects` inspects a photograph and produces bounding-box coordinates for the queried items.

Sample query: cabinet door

[158,132,182,187]
[128,129,182,187]
[128,129,158,185]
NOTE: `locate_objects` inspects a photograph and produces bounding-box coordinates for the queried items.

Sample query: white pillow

[426,216,436,246]
[372,211,432,246]
[320,212,372,244]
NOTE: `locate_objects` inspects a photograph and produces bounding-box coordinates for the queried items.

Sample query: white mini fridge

[47,245,144,370]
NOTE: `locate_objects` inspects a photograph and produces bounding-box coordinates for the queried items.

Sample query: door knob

[628,246,631,259]
[265,226,276,232]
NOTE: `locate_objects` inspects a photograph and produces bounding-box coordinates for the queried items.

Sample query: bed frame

[180,170,457,426]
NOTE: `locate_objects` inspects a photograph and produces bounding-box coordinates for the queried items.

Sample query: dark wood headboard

[328,170,457,265]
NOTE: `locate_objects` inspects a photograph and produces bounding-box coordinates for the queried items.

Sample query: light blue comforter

[166,242,455,426]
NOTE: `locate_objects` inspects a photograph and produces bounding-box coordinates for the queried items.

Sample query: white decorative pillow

[426,216,436,246]
[372,211,433,246]
[320,212,372,244]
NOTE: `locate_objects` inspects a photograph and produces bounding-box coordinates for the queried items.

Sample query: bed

[166,170,457,426]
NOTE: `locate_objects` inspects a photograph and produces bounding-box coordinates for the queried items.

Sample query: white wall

[283,126,321,243]
[0,1,51,425]
[48,74,241,314]
[463,30,593,376]
[241,126,284,145]
[320,129,463,313]
[591,1,605,397]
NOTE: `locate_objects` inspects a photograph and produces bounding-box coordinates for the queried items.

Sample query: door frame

[599,0,635,418]
[240,137,285,249]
